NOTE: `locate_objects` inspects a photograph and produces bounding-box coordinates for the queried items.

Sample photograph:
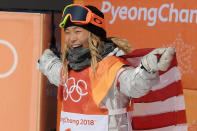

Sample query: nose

[69,33,77,45]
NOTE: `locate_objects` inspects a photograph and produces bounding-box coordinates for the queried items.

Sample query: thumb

[157,47,175,71]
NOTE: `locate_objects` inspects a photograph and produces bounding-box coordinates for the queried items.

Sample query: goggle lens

[63,5,88,22]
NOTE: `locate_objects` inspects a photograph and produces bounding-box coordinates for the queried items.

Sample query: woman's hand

[141,47,175,73]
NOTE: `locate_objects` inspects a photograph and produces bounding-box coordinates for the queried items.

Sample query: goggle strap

[59,14,70,28]
[62,4,73,17]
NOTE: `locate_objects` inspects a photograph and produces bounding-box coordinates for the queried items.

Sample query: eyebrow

[73,26,79,29]
[65,26,81,31]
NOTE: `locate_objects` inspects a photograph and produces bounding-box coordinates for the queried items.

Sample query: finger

[160,47,175,61]
[43,49,54,56]
[166,47,175,55]
[157,47,175,71]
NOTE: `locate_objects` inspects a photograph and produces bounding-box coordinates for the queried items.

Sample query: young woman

[38,4,175,131]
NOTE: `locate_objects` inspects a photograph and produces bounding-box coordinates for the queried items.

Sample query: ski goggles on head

[59,4,105,30]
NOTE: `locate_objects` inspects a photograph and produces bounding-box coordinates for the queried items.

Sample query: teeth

[72,45,82,48]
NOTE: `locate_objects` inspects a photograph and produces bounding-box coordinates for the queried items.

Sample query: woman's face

[65,26,89,49]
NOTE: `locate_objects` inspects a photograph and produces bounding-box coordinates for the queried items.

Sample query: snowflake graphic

[163,34,195,75]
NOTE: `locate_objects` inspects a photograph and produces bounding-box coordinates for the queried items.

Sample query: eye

[65,31,70,35]
[75,30,82,33]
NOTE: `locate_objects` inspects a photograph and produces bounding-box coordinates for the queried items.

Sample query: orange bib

[58,56,131,131]
[58,56,129,114]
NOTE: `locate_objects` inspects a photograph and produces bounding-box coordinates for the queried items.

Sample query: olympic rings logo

[63,77,88,103]
[0,40,18,78]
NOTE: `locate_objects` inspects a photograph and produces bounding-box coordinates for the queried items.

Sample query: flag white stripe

[133,124,188,131]
[132,95,185,117]
[152,66,181,91]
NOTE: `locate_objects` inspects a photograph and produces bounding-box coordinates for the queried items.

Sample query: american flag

[123,48,187,131]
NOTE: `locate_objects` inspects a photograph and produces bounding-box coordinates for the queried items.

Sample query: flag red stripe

[133,80,183,103]
[132,110,187,130]
[124,48,154,58]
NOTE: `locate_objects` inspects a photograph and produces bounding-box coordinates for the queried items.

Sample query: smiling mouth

[72,44,83,49]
